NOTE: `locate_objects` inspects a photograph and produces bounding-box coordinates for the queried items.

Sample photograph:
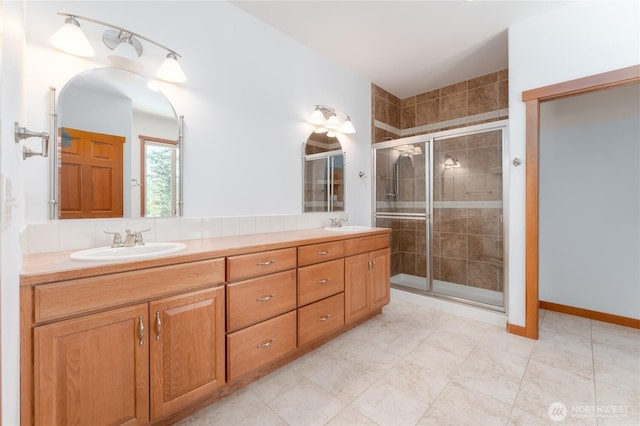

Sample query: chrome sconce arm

[15,122,50,160]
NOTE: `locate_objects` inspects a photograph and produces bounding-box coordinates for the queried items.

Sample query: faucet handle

[135,228,151,245]
[104,231,123,247]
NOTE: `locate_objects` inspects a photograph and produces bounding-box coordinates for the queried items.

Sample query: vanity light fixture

[309,105,356,134]
[50,12,187,83]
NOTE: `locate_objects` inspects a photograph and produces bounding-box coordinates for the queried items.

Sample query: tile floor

[176,298,640,426]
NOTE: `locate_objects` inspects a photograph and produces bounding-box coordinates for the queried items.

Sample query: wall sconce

[309,105,355,135]
[49,12,187,83]
[15,122,50,160]
[443,155,461,169]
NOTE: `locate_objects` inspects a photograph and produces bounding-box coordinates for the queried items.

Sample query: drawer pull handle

[317,314,331,322]
[138,316,144,346]
[317,278,331,284]
[317,250,330,255]
[256,293,276,302]
[257,260,276,266]
[155,311,162,340]
[257,338,276,348]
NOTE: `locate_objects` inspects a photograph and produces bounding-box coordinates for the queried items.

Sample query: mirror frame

[48,81,184,220]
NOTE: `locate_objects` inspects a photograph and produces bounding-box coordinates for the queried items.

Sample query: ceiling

[231,0,572,99]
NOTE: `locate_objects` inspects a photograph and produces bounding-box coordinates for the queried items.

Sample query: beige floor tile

[418,381,512,425]
[234,405,288,426]
[477,327,535,359]
[404,339,467,379]
[530,339,594,380]
[351,380,430,426]
[378,359,450,405]
[325,407,378,426]
[307,356,379,404]
[268,380,346,426]
[192,388,266,425]
[248,362,308,404]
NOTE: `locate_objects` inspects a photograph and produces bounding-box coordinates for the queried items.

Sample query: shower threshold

[391,273,504,310]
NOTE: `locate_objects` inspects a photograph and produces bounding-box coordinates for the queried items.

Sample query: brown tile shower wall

[371,69,508,142]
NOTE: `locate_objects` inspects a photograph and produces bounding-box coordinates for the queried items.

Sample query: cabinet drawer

[344,234,389,256]
[227,310,297,381]
[298,259,344,306]
[298,240,345,266]
[34,259,225,323]
[298,293,344,347]
[227,248,297,281]
[227,270,297,332]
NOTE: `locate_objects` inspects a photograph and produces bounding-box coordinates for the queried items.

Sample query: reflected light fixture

[50,12,187,83]
[443,155,461,169]
[308,105,356,134]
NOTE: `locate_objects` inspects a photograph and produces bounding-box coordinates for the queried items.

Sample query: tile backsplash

[22,213,349,254]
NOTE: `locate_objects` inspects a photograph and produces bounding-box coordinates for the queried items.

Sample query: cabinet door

[370,249,391,310]
[344,252,371,323]
[34,304,149,426]
[149,287,225,420]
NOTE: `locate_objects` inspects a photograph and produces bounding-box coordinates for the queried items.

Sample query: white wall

[1,2,26,424]
[23,1,372,224]
[539,85,640,318]
[507,0,640,326]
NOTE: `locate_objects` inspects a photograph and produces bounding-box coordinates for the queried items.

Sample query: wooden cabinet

[34,304,150,426]
[22,229,391,425]
[226,270,297,332]
[298,292,344,346]
[345,248,390,324]
[227,310,297,381]
[297,259,344,306]
[149,287,225,420]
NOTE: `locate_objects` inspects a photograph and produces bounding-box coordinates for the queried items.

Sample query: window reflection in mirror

[58,68,180,218]
[141,136,179,217]
[303,131,344,212]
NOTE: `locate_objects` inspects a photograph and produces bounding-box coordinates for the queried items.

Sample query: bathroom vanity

[20,227,390,426]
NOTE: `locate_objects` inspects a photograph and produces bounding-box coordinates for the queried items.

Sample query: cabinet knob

[317,278,331,284]
[257,260,276,266]
[317,314,331,322]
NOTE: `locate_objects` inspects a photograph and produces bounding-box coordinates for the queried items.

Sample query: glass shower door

[374,140,429,292]
[432,129,504,308]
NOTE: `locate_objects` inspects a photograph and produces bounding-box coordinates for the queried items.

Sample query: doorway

[522,65,640,339]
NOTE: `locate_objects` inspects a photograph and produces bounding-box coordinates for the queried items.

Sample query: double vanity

[20,226,391,425]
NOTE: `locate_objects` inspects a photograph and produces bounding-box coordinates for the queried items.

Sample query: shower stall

[373,121,507,311]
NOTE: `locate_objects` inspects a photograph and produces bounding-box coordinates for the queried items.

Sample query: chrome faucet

[328,217,347,228]
[124,229,151,247]
[104,231,124,248]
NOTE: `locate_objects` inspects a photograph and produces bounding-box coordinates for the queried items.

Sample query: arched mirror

[55,67,183,219]
[303,131,344,212]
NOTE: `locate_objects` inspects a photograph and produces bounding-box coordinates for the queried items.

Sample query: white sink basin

[324,225,372,232]
[70,242,187,262]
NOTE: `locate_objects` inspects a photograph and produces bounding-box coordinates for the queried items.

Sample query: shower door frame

[372,120,510,313]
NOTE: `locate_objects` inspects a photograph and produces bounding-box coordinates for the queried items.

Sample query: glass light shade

[326,112,341,130]
[339,117,356,134]
[156,53,187,83]
[326,130,337,138]
[314,127,329,133]
[49,17,95,57]
[108,39,143,72]
[309,107,326,125]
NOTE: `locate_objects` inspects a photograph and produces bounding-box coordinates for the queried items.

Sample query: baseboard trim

[539,301,640,329]
[506,323,527,337]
